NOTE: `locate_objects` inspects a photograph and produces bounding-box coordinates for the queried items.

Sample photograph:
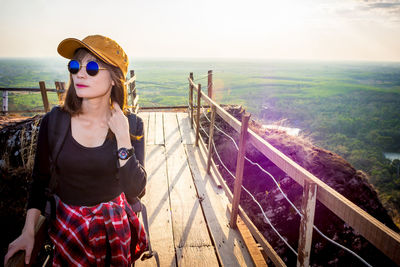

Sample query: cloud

[358,0,400,18]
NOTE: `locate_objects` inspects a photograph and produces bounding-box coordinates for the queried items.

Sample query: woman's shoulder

[42,105,70,130]
[47,105,69,118]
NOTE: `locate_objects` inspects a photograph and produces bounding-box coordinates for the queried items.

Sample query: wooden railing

[0,70,139,115]
[126,70,139,113]
[0,81,66,114]
[188,72,400,267]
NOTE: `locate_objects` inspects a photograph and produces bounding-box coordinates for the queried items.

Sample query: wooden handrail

[0,87,64,92]
[188,75,400,265]
[247,126,400,264]
[1,71,137,115]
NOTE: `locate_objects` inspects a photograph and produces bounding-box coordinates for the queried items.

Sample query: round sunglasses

[68,60,107,76]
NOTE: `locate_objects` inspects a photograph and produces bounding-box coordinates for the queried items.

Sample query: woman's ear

[111,80,115,86]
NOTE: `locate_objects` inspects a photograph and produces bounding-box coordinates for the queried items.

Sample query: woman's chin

[76,92,109,100]
[76,92,96,99]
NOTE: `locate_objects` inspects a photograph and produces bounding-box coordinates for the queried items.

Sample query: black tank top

[55,124,122,206]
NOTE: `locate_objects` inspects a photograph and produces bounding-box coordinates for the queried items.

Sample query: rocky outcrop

[199,105,399,267]
[0,115,41,261]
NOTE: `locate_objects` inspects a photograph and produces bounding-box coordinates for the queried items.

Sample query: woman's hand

[108,101,130,140]
[4,231,35,265]
[108,101,132,168]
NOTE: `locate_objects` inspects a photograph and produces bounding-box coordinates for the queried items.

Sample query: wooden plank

[228,205,287,267]
[176,246,219,267]
[54,81,62,103]
[236,216,268,267]
[147,112,156,145]
[137,112,149,145]
[59,82,66,105]
[163,112,216,254]
[155,112,164,145]
[185,144,256,266]
[135,145,176,267]
[39,81,50,112]
[297,181,317,267]
[177,112,195,145]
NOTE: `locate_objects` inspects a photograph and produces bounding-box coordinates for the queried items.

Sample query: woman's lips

[76,84,88,88]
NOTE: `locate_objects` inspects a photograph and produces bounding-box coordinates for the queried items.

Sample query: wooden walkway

[135,111,255,267]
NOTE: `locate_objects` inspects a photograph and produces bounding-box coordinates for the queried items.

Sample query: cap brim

[57,38,117,67]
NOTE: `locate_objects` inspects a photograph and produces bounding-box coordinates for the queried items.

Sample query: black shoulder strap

[47,106,70,193]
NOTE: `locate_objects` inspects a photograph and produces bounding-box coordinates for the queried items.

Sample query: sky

[0,0,399,62]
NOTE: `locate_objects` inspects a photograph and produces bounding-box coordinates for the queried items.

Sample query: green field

[1,57,400,225]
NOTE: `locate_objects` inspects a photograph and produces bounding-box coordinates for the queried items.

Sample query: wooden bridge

[4,70,400,267]
[135,110,261,266]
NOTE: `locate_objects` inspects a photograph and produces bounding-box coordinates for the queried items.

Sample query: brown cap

[57,35,129,77]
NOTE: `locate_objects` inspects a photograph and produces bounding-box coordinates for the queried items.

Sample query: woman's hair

[61,48,142,141]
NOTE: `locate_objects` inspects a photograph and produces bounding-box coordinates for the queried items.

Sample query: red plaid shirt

[48,193,148,266]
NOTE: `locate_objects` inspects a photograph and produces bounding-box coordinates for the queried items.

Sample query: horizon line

[0,56,399,64]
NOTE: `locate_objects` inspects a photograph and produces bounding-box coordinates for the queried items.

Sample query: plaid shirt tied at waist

[49,193,148,266]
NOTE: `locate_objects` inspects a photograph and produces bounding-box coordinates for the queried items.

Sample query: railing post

[207,105,216,174]
[60,82,66,103]
[195,84,201,146]
[189,72,194,129]
[39,81,50,112]
[208,70,213,100]
[130,70,136,107]
[2,90,8,114]
[54,81,63,104]
[297,180,317,267]
[230,112,251,228]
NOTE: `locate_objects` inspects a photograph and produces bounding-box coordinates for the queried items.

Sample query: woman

[4,35,147,266]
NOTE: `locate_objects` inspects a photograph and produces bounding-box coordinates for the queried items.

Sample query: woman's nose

[76,65,87,78]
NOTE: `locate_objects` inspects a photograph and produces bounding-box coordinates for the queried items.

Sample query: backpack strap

[47,106,70,195]
[127,112,138,136]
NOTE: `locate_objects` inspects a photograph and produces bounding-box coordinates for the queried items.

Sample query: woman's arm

[116,116,147,200]
[27,113,51,213]
[5,113,52,265]
[108,103,147,201]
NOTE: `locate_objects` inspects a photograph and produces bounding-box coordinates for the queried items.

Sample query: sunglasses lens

[68,60,80,74]
[86,61,99,76]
